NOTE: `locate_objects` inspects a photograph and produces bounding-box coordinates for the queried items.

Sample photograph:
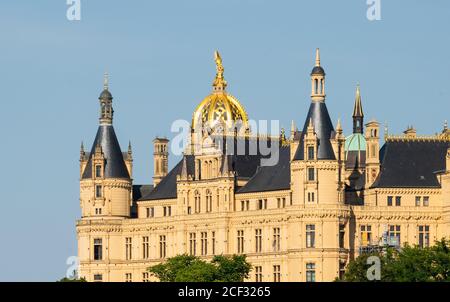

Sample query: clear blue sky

[0,0,448,281]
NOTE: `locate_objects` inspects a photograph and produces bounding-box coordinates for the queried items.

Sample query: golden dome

[191,51,249,133]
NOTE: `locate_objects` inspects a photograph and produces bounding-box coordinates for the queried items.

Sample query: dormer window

[308,146,315,160]
[95,165,102,178]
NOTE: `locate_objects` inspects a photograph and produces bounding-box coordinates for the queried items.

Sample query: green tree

[148,254,252,282]
[341,239,450,282]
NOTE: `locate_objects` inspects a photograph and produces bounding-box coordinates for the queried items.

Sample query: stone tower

[153,137,169,187]
[79,73,132,219]
[364,120,380,188]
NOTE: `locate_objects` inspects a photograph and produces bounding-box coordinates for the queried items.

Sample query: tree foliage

[341,238,450,282]
[148,254,252,282]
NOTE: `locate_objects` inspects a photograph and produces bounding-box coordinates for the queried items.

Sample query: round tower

[79,73,132,219]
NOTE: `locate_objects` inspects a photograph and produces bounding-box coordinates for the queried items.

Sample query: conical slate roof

[81,125,130,179]
[293,101,336,160]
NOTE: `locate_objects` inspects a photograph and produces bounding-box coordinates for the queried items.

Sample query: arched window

[194,190,201,213]
[206,189,212,213]
[320,79,324,94]
[314,79,319,94]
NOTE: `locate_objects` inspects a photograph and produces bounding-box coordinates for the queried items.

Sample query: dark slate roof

[293,101,336,160]
[99,89,113,100]
[237,146,291,193]
[372,140,449,188]
[81,125,130,179]
[345,150,366,170]
[139,155,195,201]
[311,66,325,75]
[132,185,153,202]
[139,137,286,201]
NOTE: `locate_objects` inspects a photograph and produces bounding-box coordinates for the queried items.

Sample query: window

[395,196,401,206]
[95,185,102,198]
[189,233,197,256]
[95,208,102,215]
[308,168,315,181]
[388,225,401,246]
[255,266,263,282]
[241,200,245,211]
[159,235,166,258]
[277,198,281,208]
[93,274,103,282]
[187,206,192,215]
[163,206,171,217]
[360,225,372,246]
[282,198,286,208]
[95,165,102,178]
[142,236,149,259]
[125,237,132,260]
[415,196,421,207]
[194,191,201,213]
[146,207,154,218]
[339,224,345,249]
[94,238,102,261]
[125,273,132,282]
[418,225,430,248]
[306,224,315,248]
[273,228,281,252]
[308,192,315,202]
[255,229,262,253]
[258,200,263,210]
[206,190,212,213]
[246,200,250,210]
[237,230,244,254]
[273,265,281,282]
[306,263,316,282]
[142,272,149,282]
[201,232,208,256]
[423,196,429,207]
[308,146,315,160]
[212,231,216,255]
[387,196,393,206]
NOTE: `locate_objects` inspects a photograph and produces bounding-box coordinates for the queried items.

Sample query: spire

[315,48,321,67]
[103,72,109,90]
[180,154,188,180]
[290,120,296,139]
[80,141,85,160]
[352,84,364,134]
[128,141,132,154]
[444,120,448,132]
[310,48,326,102]
[221,153,230,176]
[99,72,114,125]
[336,118,342,132]
[212,50,227,93]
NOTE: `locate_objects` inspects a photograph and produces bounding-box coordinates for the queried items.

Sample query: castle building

[76,50,450,282]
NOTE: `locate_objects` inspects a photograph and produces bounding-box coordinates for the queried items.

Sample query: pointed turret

[180,154,188,180]
[352,84,364,134]
[81,74,130,180]
[294,49,335,161]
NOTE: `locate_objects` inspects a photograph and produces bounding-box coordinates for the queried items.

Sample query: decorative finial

[444,120,448,131]
[103,72,109,90]
[128,141,132,154]
[290,120,296,138]
[213,50,227,92]
[384,121,389,140]
[315,48,321,67]
[336,118,342,131]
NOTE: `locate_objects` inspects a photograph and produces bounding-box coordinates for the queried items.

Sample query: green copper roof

[345,133,366,151]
